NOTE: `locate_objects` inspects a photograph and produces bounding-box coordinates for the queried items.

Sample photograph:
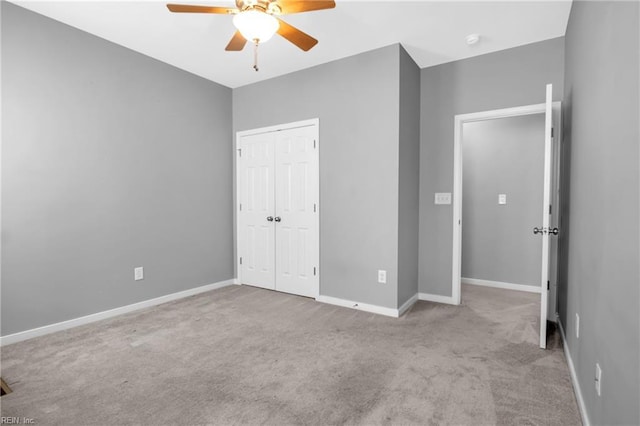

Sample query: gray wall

[560,1,639,424]
[461,114,544,287]
[397,47,421,307]
[419,37,565,297]
[1,3,234,335]
[233,45,401,309]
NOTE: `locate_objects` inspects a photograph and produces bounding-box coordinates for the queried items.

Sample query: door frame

[235,118,320,298]
[452,102,561,311]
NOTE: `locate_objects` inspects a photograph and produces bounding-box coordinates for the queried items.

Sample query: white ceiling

[10,0,573,88]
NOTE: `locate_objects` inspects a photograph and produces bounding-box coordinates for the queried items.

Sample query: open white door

[538,84,554,349]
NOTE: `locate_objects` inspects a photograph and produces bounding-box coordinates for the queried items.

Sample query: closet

[236,119,319,298]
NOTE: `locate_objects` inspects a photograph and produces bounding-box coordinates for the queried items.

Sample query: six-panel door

[274,126,318,298]
[238,132,276,290]
[237,122,319,298]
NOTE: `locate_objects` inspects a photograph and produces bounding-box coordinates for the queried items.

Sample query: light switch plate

[134,267,144,281]
[435,193,451,205]
[498,194,507,205]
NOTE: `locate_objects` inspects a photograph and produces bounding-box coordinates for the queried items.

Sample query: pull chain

[253,40,259,72]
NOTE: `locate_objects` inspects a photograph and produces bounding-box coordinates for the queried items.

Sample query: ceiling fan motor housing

[236,0,282,15]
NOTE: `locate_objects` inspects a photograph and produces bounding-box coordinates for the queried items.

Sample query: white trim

[451,105,549,306]
[461,277,541,294]
[316,295,400,318]
[398,293,419,317]
[455,103,553,125]
[557,317,591,426]
[316,293,419,318]
[418,292,457,305]
[452,115,463,306]
[0,279,236,346]
[548,108,563,321]
[452,101,562,341]
[235,118,319,138]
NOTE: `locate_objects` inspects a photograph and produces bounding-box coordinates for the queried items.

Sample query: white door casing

[237,119,319,299]
[548,117,562,320]
[452,89,561,350]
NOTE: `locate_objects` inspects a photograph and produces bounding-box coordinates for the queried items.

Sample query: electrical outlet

[576,313,580,338]
[134,267,144,281]
[377,270,387,284]
[434,193,451,205]
[595,363,602,396]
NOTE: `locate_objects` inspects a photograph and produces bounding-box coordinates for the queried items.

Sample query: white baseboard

[418,292,457,305]
[462,277,541,294]
[0,279,236,346]
[557,316,591,426]
[316,295,399,318]
[398,293,419,317]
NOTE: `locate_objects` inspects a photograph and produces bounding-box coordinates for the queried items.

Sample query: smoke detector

[466,34,481,45]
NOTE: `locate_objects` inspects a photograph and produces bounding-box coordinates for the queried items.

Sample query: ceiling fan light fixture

[233,10,279,43]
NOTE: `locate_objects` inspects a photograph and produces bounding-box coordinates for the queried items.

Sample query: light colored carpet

[0,284,581,425]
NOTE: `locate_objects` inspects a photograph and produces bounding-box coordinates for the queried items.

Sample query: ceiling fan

[167,0,336,71]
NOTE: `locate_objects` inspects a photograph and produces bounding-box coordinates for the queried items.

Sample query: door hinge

[549,205,552,215]
[314,203,317,213]
[239,203,242,211]
[313,267,317,276]
[240,257,243,265]
[237,148,242,157]
[547,280,550,290]
[313,139,317,149]
[551,128,554,138]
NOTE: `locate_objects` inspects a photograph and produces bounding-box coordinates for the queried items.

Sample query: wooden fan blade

[225,31,248,51]
[277,0,335,14]
[276,18,318,51]
[166,4,236,14]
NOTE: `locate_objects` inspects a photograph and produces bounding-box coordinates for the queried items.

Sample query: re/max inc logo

[0,418,35,425]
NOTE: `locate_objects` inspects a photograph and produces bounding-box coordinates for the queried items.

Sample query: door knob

[274,217,281,222]
[533,227,559,235]
[267,216,274,222]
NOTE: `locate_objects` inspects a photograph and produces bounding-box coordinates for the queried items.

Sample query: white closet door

[274,126,318,298]
[238,132,276,290]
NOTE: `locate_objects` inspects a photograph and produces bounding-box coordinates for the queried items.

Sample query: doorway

[236,119,320,299]
[452,89,561,348]
[461,113,545,294]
